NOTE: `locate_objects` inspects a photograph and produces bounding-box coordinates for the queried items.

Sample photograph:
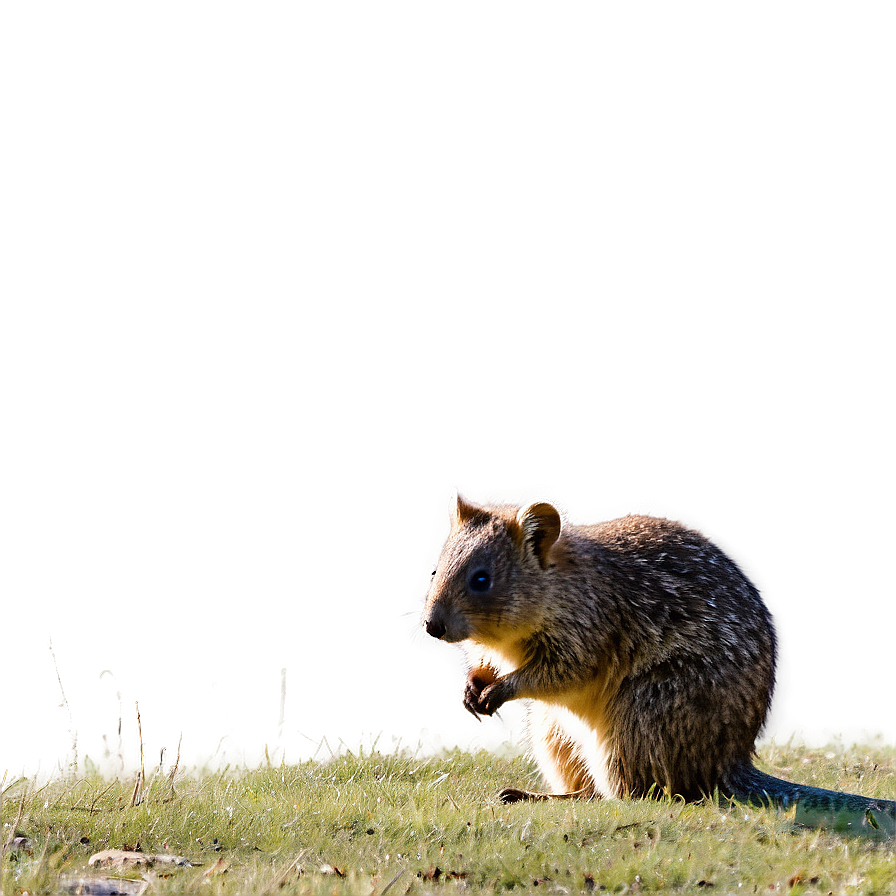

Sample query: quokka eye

[468,570,492,593]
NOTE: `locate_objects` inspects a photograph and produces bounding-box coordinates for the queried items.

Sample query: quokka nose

[425,617,446,639]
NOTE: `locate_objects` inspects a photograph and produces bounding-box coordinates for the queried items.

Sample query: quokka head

[422,492,562,645]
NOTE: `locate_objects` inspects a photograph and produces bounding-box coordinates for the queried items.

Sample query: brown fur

[423,494,895,824]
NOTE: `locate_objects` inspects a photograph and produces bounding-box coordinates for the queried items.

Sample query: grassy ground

[2,742,893,895]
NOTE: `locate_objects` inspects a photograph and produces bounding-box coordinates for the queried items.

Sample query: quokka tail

[723,763,894,836]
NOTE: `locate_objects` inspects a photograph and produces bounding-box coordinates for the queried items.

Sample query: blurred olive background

[0,2,896,768]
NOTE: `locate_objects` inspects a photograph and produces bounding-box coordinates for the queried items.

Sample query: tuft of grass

[1,742,893,895]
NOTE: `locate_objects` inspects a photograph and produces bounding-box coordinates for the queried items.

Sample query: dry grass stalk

[146,747,168,795]
[270,849,306,890]
[277,666,289,759]
[100,669,124,778]
[47,637,78,766]
[131,700,146,806]
[168,731,184,787]
[3,775,28,852]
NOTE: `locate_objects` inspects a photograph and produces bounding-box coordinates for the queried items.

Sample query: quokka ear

[450,489,480,530]
[516,502,562,569]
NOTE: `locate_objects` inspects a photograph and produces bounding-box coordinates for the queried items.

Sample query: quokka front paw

[472,678,512,716]
[463,667,497,719]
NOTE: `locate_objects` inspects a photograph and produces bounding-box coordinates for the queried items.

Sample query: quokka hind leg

[499,785,594,803]
[499,704,596,803]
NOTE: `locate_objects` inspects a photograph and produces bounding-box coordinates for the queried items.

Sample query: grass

[2,742,893,895]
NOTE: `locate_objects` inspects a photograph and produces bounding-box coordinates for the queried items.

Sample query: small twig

[91,781,117,814]
[380,868,406,895]
[68,779,117,815]
[271,849,306,891]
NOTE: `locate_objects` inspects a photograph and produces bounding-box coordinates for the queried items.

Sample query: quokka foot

[499,786,594,803]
